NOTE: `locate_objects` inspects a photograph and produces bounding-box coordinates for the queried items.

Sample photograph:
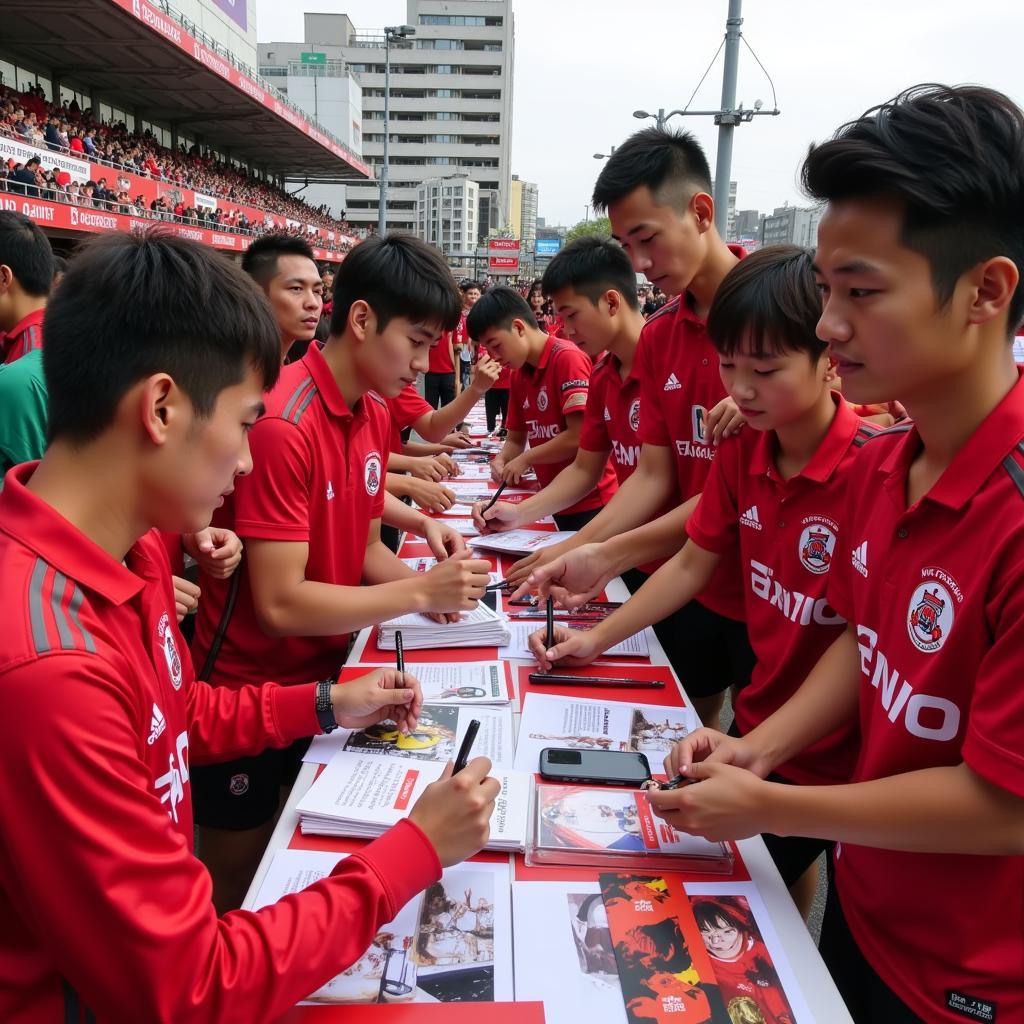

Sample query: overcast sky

[254,0,1024,228]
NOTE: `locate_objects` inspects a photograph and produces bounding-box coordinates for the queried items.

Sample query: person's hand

[645,762,772,842]
[408,455,453,482]
[489,456,506,484]
[441,430,474,449]
[504,541,569,589]
[172,575,200,622]
[663,727,773,779]
[417,549,492,613]
[408,757,501,867]
[470,354,501,395]
[420,518,468,562]
[329,667,423,733]
[434,453,459,477]
[471,498,523,534]
[513,542,617,608]
[705,396,745,447]
[501,454,531,485]
[404,477,457,513]
[528,623,604,670]
[186,527,243,579]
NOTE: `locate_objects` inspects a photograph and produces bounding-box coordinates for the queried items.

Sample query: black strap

[198,561,242,681]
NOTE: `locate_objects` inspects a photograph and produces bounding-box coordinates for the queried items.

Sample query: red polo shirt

[386,384,432,454]
[428,333,455,374]
[635,261,745,621]
[688,395,873,785]
[192,344,390,689]
[0,463,438,1023]
[506,334,618,516]
[1,307,44,364]
[825,372,1024,1023]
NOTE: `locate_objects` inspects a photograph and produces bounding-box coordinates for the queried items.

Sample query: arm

[385,472,457,514]
[413,356,501,441]
[475,447,609,531]
[491,429,526,481]
[379,492,465,557]
[587,496,700,576]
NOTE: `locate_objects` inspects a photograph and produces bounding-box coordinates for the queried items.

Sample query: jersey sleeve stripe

[1002,451,1024,499]
[28,557,51,654]
[292,385,319,424]
[281,375,314,421]
[67,584,97,654]
[50,571,77,650]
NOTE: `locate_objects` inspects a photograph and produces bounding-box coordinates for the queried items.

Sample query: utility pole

[378,25,414,236]
[712,0,742,237]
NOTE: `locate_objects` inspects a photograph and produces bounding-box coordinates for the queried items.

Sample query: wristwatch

[315,678,337,733]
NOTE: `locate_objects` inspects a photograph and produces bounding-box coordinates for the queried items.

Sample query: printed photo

[345,705,459,761]
[629,709,692,753]
[567,893,621,985]
[689,895,796,1024]
[413,871,496,971]
[539,787,646,852]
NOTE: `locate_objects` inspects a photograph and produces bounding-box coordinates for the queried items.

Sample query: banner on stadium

[0,194,352,263]
[0,137,90,182]
[211,0,247,31]
[193,192,218,211]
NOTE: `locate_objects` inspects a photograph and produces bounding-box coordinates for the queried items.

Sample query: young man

[191,234,493,911]
[0,230,499,1023]
[424,305,459,409]
[654,86,1024,1024]
[513,128,751,727]
[530,246,872,914]
[240,233,324,363]
[467,286,619,531]
[455,279,482,390]
[0,210,50,364]
[472,236,648,535]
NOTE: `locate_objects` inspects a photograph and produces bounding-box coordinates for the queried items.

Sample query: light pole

[632,0,778,235]
[584,204,590,222]
[593,146,616,160]
[378,24,415,236]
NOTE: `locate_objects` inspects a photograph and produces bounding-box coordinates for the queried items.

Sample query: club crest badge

[364,451,382,496]
[798,523,836,575]
[537,386,549,412]
[629,398,641,433]
[157,613,183,690]
[907,583,954,653]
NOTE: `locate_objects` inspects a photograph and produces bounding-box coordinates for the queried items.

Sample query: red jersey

[192,344,390,689]
[0,463,440,1023]
[705,936,795,1024]
[386,384,432,454]
[428,333,456,374]
[826,372,1024,1023]
[1,307,44,364]
[505,335,618,516]
[635,280,745,621]
[494,363,512,389]
[579,353,667,574]
[687,395,873,785]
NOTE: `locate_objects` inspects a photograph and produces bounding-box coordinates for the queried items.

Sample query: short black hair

[0,211,54,296]
[541,236,640,310]
[707,245,827,361]
[329,234,461,336]
[241,233,316,289]
[44,230,280,445]
[803,83,1024,332]
[461,279,481,293]
[592,127,712,213]
[465,286,538,341]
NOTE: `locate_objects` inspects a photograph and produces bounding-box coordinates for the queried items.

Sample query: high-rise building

[760,204,823,248]
[512,174,538,245]
[713,179,737,240]
[259,2,514,238]
[417,174,479,255]
[735,209,760,239]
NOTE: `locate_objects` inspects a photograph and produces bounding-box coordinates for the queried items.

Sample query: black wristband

[315,678,337,734]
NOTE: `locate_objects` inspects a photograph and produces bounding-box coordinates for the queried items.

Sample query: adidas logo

[326,480,335,501]
[852,541,868,577]
[603,406,612,421]
[147,702,166,745]
[524,397,530,409]
[664,373,682,391]
[740,506,763,531]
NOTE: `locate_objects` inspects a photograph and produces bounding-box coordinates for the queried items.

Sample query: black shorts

[621,568,755,700]
[726,722,834,887]
[553,507,603,532]
[191,737,310,831]
[819,879,925,1023]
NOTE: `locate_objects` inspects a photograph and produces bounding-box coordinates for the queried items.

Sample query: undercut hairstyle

[803,83,1024,333]
[44,230,281,445]
[465,286,538,341]
[0,211,55,297]
[542,235,640,310]
[330,233,462,336]
[240,233,316,289]
[592,127,713,214]
[707,245,827,361]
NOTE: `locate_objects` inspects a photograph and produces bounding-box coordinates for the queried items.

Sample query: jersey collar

[0,462,145,605]
[881,368,1024,511]
[525,333,559,374]
[302,342,362,421]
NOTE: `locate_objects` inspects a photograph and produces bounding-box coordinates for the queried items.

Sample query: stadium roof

[0,0,372,183]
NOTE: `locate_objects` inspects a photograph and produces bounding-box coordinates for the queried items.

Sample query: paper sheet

[499,621,650,661]
[468,530,576,555]
[513,692,697,773]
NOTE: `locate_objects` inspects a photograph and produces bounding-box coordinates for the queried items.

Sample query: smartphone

[539,748,652,787]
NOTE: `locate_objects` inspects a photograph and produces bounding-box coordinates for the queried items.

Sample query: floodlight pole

[378,25,414,235]
[712,0,743,237]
